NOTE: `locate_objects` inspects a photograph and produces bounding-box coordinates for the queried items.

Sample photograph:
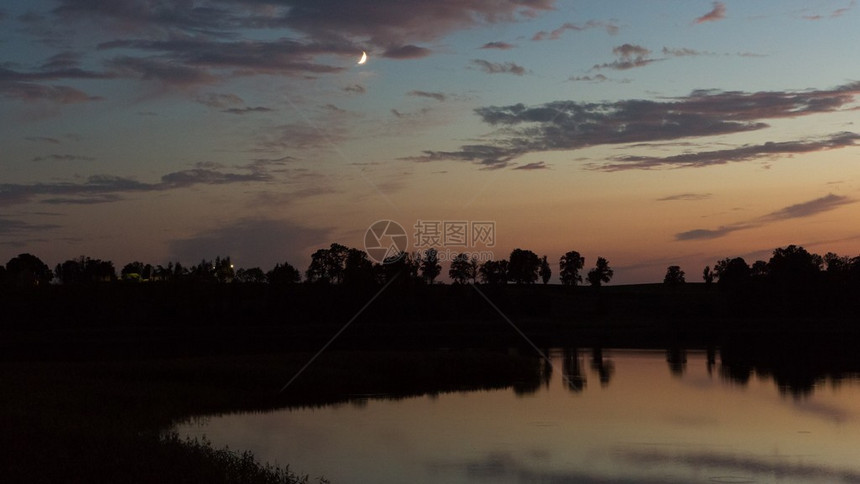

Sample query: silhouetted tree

[343,248,374,285]
[419,248,442,284]
[559,251,585,286]
[508,248,540,284]
[449,253,478,284]
[0,265,6,284]
[235,267,267,283]
[663,265,685,285]
[55,256,116,283]
[479,259,509,285]
[767,245,822,290]
[375,251,420,284]
[267,261,301,284]
[539,255,552,284]
[587,257,613,287]
[5,254,52,286]
[214,256,234,283]
[750,260,768,279]
[714,257,750,289]
[702,265,714,285]
[121,261,152,282]
[306,243,349,283]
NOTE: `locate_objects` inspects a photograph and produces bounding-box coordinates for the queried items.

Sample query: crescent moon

[358,51,367,65]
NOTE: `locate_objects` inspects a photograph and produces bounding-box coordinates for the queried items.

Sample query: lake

[178,348,860,483]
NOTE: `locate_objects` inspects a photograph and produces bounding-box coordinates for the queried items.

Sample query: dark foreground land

[3,282,860,482]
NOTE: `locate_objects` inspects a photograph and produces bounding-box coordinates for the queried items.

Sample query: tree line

[3,243,858,290]
[0,245,615,288]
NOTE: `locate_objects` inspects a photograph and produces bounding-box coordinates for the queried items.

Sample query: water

[179,349,860,483]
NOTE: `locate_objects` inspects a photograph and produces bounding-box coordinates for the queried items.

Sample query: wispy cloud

[407,82,860,169]
[30,154,95,162]
[532,20,618,41]
[408,90,446,102]
[512,161,548,170]
[221,106,274,115]
[656,193,712,202]
[596,132,860,171]
[0,167,273,207]
[695,2,726,24]
[594,44,661,70]
[471,59,526,75]
[479,41,515,50]
[675,194,855,241]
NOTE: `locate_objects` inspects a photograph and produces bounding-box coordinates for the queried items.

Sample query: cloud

[0,217,61,236]
[0,167,272,207]
[0,82,101,104]
[106,56,218,87]
[675,194,855,241]
[221,106,274,115]
[408,90,446,102]
[694,2,726,24]
[471,59,526,75]
[512,161,548,170]
[343,84,366,94]
[656,193,712,201]
[594,43,660,70]
[569,74,609,82]
[597,132,860,171]
[25,136,61,144]
[479,41,515,50]
[532,20,618,41]
[168,218,331,269]
[762,193,854,221]
[403,145,519,169]
[382,44,432,59]
[662,46,713,57]
[195,93,244,108]
[407,82,860,168]
[30,154,95,162]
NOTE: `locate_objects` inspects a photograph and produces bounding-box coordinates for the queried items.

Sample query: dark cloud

[479,41,515,50]
[598,132,860,171]
[594,43,660,70]
[694,1,726,24]
[532,20,618,41]
[676,194,854,241]
[100,38,348,82]
[0,167,272,207]
[656,193,712,202]
[105,56,218,87]
[569,74,608,82]
[408,82,860,168]
[0,217,61,236]
[221,106,274,115]
[343,84,366,94]
[0,82,101,104]
[168,218,331,270]
[471,59,526,75]
[407,90,446,102]
[195,93,244,108]
[382,44,432,59]
[662,46,713,57]
[25,136,61,144]
[512,161,548,170]
[31,154,95,162]
[276,0,554,48]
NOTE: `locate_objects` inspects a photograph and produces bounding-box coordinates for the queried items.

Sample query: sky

[1,0,859,284]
